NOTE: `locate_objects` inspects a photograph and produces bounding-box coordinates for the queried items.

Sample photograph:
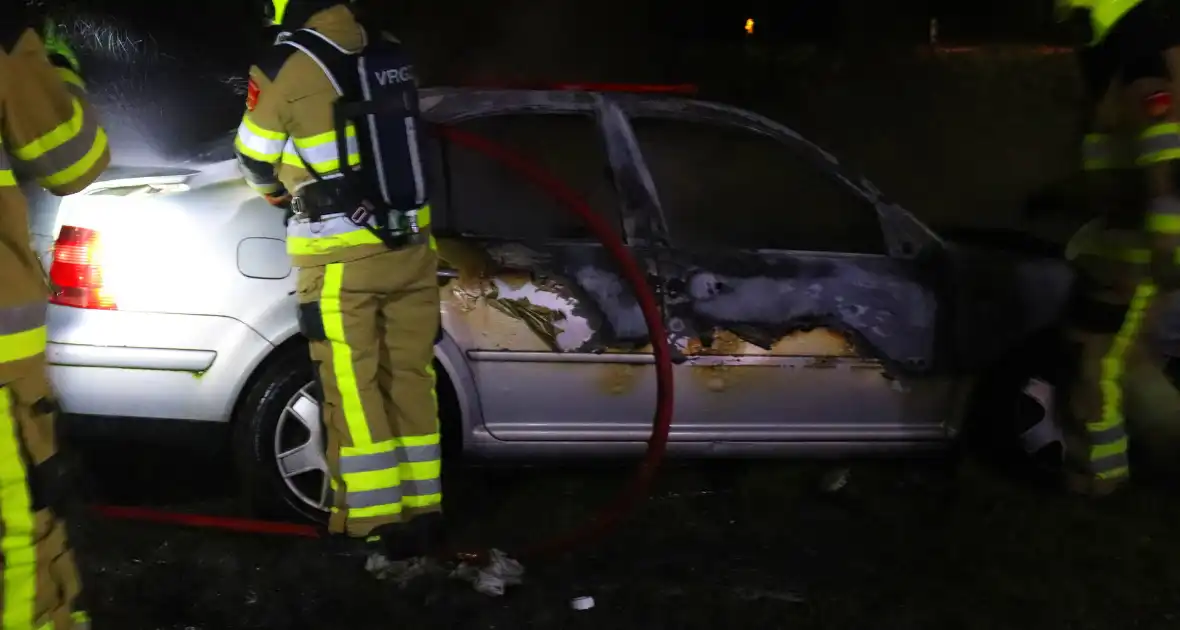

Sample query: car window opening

[630,117,886,255]
[444,113,624,243]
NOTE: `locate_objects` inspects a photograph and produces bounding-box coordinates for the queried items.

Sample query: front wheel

[962,330,1066,481]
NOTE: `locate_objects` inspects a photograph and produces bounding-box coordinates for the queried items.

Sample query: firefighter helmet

[264,0,350,26]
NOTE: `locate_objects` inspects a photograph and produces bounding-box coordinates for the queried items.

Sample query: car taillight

[49,226,116,310]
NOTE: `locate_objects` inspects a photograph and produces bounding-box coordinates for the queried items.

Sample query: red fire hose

[93,124,677,563]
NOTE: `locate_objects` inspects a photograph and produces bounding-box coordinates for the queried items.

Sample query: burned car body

[45,86,1133,520]
[421,88,1085,457]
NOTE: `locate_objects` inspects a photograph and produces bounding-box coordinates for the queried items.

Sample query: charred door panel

[439,112,656,440]
[659,249,947,439]
[625,115,949,441]
[438,240,658,440]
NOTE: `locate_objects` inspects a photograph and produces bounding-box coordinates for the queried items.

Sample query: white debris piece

[1020,378,1065,458]
[450,548,525,597]
[571,596,595,611]
[820,467,851,493]
[365,554,447,588]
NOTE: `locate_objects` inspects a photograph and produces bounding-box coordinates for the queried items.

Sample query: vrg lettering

[375,65,415,86]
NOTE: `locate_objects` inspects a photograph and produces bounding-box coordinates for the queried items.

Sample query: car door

[620,111,955,447]
[435,109,659,443]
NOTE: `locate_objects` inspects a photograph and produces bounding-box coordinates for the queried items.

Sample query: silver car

[42,87,1090,522]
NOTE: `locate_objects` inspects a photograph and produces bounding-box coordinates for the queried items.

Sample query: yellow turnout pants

[0,358,87,630]
[296,243,443,537]
[1063,222,1180,491]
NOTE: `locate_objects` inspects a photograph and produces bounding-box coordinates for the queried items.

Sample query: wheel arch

[229,330,480,454]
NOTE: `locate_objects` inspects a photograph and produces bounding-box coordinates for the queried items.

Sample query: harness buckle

[350,199,377,226]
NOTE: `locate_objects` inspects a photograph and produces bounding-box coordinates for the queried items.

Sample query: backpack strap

[280,28,359,98]
[278,28,368,185]
[256,42,298,83]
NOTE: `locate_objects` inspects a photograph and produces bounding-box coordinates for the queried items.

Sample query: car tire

[963,328,1066,484]
[233,347,330,524]
[234,344,464,524]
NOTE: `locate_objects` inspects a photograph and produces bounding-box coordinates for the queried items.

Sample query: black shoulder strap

[280,29,359,98]
[276,29,362,183]
[256,42,299,83]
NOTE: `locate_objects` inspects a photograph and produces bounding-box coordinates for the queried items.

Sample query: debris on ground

[450,548,525,597]
[365,555,450,589]
[732,587,806,604]
[820,467,851,493]
[571,596,595,611]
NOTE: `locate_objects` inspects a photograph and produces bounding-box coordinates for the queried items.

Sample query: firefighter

[1056,0,1180,495]
[234,0,445,561]
[0,18,111,630]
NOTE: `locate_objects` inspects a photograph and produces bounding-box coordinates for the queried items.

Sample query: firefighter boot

[364,514,451,586]
[1060,427,1127,497]
[1063,471,1127,496]
[380,512,448,561]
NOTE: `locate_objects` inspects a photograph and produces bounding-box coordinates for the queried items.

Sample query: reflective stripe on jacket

[232,5,395,267]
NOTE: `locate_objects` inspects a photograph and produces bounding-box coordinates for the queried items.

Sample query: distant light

[745,18,755,35]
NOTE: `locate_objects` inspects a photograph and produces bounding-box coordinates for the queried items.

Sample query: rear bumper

[46,306,275,422]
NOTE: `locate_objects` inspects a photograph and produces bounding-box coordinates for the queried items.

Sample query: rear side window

[631,117,884,254]
[442,114,623,240]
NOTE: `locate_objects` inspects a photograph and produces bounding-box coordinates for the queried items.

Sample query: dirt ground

[64,437,1180,630]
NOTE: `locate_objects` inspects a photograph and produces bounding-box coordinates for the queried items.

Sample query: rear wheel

[233,349,331,523]
[233,346,462,523]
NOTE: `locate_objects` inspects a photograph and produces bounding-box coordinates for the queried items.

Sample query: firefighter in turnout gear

[234,0,445,558]
[1057,0,1180,495]
[0,19,110,630]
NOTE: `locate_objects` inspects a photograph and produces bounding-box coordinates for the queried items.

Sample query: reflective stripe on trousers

[1089,282,1157,480]
[317,264,443,520]
[0,386,36,629]
[0,303,48,365]
[0,144,15,188]
[286,204,432,257]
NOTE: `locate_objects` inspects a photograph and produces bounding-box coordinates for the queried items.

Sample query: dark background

[36,0,1088,244]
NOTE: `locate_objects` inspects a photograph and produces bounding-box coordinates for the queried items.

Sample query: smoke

[31,0,262,167]
[62,14,165,64]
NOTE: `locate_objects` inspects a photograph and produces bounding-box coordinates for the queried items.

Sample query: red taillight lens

[49,226,117,310]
